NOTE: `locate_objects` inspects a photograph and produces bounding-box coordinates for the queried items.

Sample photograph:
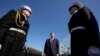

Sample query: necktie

[50,39,54,45]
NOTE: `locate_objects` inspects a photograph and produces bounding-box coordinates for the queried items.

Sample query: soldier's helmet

[69,2,82,12]
[20,5,32,14]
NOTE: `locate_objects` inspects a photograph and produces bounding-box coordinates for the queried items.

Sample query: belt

[70,26,86,33]
[9,27,26,35]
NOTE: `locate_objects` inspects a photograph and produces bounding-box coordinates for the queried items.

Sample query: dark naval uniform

[68,6,100,56]
[0,10,29,56]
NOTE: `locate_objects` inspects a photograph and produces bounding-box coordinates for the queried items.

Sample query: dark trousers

[71,30,89,56]
[0,35,15,56]
[0,35,24,56]
[9,38,24,56]
[46,47,55,56]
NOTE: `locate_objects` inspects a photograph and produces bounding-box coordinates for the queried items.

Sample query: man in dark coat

[44,32,59,56]
[68,2,100,56]
[0,5,32,56]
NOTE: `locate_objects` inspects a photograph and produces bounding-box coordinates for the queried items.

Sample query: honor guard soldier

[0,5,32,56]
[68,2,100,56]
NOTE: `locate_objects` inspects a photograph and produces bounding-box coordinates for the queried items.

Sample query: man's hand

[43,53,46,56]
[56,54,59,56]
[0,44,2,50]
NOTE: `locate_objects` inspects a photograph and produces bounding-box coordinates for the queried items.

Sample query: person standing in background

[44,32,59,56]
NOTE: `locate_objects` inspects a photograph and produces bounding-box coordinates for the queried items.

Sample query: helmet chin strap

[71,10,78,15]
[23,13,28,21]
[19,10,29,21]
[73,10,78,15]
[74,10,78,13]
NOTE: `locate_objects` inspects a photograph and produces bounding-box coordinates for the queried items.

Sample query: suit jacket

[44,39,59,56]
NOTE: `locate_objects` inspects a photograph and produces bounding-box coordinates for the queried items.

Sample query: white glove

[88,45,100,56]
[0,44,2,50]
